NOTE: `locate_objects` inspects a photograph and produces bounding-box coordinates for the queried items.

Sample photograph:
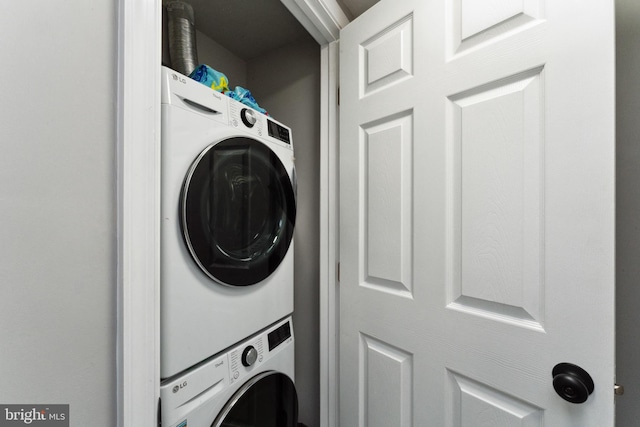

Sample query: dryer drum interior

[212,371,298,427]
[181,137,296,286]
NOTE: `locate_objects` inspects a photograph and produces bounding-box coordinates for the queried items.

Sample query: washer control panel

[229,338,264,382]
[159,317,294,427]
[241,345,259,367]
[228,317,293,384]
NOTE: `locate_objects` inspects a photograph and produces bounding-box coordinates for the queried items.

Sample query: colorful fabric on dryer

[225,86,268,115]
[189,64,230,92]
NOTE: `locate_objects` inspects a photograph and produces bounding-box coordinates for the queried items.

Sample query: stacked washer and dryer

[159,66,299,426]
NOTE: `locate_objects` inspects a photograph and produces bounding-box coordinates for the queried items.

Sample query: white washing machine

[161,66,296,379]
[160,317,298,427]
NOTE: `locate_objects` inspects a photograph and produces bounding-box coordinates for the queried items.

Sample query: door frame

[318,39,341,427]
[116,0,345,425]
[116,0,161,425]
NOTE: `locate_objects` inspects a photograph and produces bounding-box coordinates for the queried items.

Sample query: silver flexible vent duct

[165,1,199,76]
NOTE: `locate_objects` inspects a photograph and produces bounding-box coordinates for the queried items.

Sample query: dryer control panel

[229,99,265,137]
[227,97,293,150]
[267,119,291,145]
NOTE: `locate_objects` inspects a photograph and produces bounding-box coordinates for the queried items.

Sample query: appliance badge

[171,73,187,84]
[172,381,187,393]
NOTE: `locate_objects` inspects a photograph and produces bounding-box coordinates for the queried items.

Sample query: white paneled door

[339,0,615,425]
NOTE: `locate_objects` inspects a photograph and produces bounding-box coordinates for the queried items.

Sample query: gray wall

[248,37,321,427]
[616,0,640,424]
[195,29,248,88]
[0,1,117,426]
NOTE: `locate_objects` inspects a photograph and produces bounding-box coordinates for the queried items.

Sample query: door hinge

[337,262,340,282]
[615,384,625,396]
[337,86,340,106]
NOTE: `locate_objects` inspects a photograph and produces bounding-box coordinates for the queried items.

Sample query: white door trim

[116,0,344,425]
[281,0,349,43]
[319,40,340,427]
[117,0,161,425]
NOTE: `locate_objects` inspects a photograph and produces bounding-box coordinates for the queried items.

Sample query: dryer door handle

[180,96,221,115]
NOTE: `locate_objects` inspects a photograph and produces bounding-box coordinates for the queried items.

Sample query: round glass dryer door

[212,371,298,427]
[182,137,296,286]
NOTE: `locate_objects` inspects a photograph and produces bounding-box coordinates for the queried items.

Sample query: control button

[233,371,239,379]
[242,345,258,367]
[241,108,257,128]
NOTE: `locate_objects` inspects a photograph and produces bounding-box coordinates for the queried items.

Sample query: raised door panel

[363,112,413,297]
[447,69,545,329]
[360,335,413,427]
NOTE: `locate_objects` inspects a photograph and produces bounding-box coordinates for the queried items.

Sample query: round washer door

[182,137,296,286]
[212,371,298,427]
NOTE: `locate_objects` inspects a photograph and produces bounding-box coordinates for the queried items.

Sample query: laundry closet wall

[195,29,247,87]
[616,0,640,424]
[0,0,117,425]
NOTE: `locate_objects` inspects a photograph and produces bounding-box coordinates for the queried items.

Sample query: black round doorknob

[552,363,594,403]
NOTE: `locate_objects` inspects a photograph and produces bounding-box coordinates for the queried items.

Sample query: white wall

[248,36,321,427]
[0,1,116,426]
[616,0,640,424]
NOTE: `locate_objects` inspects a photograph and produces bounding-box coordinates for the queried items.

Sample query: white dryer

[160,317,298,427]
[160,66,296,379]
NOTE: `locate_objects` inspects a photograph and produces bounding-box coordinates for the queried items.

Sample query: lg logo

[172,381,187,393]
[171,73,187,84]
